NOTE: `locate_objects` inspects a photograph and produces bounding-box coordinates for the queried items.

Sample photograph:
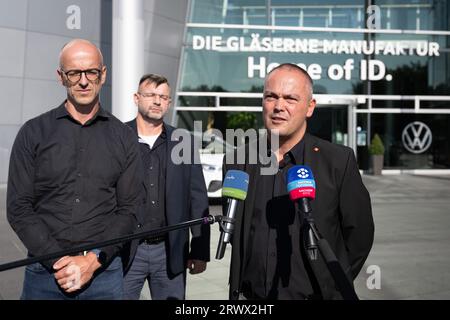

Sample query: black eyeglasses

[60,68,103,84]
[138,92,171,102]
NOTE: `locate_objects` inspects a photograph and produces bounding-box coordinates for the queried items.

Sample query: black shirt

[241,138,317,299]
[137,125,167,230]
[7,102,143,268]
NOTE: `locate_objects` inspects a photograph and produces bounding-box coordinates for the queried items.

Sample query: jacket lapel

[165,124,177,201]
[240,138,269,265]
[127,119,150,193]
[241,161,259,261]
[303,133,321,213]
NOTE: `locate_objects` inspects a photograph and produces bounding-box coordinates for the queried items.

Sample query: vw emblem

[297,168,309,179]
[402,121,432,154]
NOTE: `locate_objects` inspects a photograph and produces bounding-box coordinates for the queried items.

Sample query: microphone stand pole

[215,198,237,259]
[304,215,359,301]
[0,215,221,273]
[299,197,358,300]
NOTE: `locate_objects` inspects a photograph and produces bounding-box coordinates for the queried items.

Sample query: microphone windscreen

[222,170,249,200]
[287,165,316,201]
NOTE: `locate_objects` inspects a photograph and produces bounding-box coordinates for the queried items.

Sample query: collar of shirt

[279,138,305,169]
[54,101,110,124]
[138,124,167,149]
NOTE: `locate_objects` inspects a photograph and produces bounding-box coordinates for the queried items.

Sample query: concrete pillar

[112,0,144,121]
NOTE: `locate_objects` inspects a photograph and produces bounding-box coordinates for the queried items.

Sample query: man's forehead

[64,52,100,62]
[265,69,310,91]
[266,68,306,82]
[60,52,103,70]
[61,41,102,61]
[264,76,304,90]
[141,81,170,91]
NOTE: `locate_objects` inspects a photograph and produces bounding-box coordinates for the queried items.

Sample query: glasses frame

[137,92,171,102]
[60,67,103,84]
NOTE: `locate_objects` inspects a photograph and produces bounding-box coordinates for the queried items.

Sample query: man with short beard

[225,63,374,300]
[123,74,210,300]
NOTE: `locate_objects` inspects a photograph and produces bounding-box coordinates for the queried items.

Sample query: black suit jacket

[225,133,374,299]
[123,120,210,276]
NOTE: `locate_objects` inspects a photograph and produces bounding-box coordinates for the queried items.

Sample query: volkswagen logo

[402,121,432,154]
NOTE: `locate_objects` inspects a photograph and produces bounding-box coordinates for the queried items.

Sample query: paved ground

[1,173,450,300]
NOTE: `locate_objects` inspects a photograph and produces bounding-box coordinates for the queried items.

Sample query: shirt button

[151,200,156,205]
[75,198,80,203]
[150,183,154,187]
[149,166,153,170]
[77,173,82,177]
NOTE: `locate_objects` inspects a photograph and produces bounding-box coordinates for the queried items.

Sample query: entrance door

[307,97,357,150]
[308,105,349,145]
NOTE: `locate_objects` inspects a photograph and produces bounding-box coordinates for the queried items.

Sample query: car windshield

[200,135,235,154]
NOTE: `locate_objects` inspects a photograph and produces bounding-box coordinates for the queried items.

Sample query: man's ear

[101,66,107,85]
[57,69,65,86]
[306,98,316,118]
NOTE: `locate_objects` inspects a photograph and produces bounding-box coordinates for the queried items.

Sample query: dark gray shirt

[7,102,143,268]
[241,138,319,299]
[137,126,167,230]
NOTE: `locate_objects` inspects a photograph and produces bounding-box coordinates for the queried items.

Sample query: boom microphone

[215,170,249,260]
[287,165,318,260]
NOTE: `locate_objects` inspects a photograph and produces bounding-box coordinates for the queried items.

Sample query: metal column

[112,0,144,122]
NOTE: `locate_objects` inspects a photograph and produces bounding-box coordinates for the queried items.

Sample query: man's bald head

[59,39,104,70]
[266,63,314,99]
[57,39,106,109]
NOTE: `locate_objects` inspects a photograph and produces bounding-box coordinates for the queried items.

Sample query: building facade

[0,0,186,184]
[173,0,450,172]
[0,0,449,186]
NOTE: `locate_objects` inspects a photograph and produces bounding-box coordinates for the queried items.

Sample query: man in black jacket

[224,63,374,300]
[7,39,143,299]
[123,74,210,300]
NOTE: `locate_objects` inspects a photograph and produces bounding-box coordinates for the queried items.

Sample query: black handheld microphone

[215,170,249,260]
[287,165,318,260]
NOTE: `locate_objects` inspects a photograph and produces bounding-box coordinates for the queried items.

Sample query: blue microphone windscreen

[287,165,316,200]
[222,170,249,200]
[287,165,315,183]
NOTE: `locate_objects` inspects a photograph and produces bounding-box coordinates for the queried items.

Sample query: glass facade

[175,0,450,170]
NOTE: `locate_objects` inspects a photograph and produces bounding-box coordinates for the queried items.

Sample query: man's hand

[53,253,102,293]
[186,259,207,275]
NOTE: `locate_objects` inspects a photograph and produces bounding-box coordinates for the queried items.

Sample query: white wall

[0,0,188,183]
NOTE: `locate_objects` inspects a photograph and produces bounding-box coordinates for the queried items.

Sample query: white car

[199,134,235,198]
[200,153,224,198]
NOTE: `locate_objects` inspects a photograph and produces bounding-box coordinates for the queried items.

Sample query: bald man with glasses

[7,39,143,300]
